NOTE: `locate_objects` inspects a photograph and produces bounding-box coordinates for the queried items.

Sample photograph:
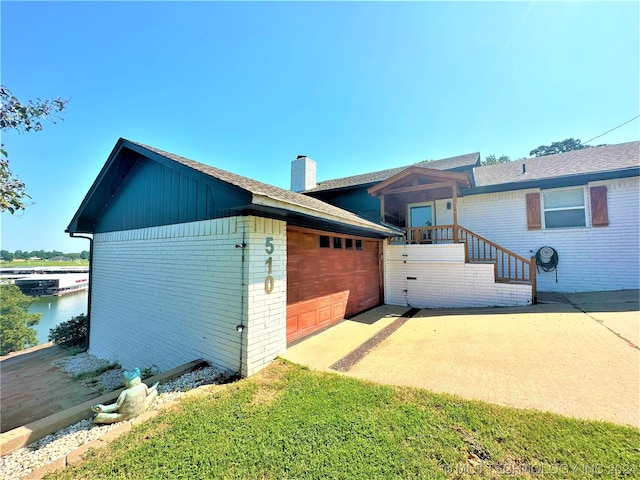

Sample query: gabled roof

[474,141,639,188]
[368,167,471,196]
[67,139,396,237]
[305,152,480,193]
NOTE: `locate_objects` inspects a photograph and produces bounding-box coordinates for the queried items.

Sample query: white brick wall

[385,243,465,263]
[290,156,317,192]
[89,216,286,377]
[384,243,532,308]
[457,177,640,292]
[243,216,287,376]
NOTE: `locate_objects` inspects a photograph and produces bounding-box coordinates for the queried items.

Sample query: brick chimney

[290,155,316,192]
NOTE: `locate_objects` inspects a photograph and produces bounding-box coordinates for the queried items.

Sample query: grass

[73,363,121,393]
[64,345,86,357]
[73,363,120,382]
[49,360,639,479]
[0,259,89,267]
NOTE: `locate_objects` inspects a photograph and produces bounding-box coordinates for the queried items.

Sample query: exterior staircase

[395,224,536,299]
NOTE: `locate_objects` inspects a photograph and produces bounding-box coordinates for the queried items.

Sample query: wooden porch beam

[368,166,470,195]
[452,182,458,243]
[377,181,459,196]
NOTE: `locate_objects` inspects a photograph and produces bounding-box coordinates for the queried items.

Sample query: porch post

[380,194,386,223]
[452,183,458,243]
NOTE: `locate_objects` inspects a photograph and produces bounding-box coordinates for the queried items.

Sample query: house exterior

[306,141,639,299]
[66,139,396,377]
[67,139,639,377]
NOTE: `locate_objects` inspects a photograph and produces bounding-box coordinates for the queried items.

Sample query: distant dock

[0,267,89,296]
[0,266,89,275]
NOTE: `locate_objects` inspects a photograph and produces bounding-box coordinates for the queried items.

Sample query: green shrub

[141,364,159,379]
[49,313,88,349]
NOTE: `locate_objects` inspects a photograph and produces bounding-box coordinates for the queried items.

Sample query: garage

[286,227,383,342]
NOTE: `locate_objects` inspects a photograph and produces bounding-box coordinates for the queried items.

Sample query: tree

[0,284,41,355]
[482,154,512,166]
[0,158,30,214]
[0,249,14,261]
[0,86,69,213]
[529,138,592,157]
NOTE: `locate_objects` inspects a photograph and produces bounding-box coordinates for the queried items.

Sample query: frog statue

[91,367,159,424]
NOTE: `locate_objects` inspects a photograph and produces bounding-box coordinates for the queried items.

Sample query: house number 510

[265,237,274,294]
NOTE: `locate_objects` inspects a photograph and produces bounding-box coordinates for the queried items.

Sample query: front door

[408,203,434,243]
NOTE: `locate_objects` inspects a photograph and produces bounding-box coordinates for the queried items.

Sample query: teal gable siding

[309,187,380,223]
[94,154,251,233]
[67,138,397,237]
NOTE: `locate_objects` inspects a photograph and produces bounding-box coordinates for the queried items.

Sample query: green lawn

[0,259,89,267]
[50,360,639,479]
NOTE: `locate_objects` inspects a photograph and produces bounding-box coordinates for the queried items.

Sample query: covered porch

[367,167,535,287]
[367,166,469,244]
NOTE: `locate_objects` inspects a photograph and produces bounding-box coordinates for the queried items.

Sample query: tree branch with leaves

[0,85,69,213]
[529,138,594,157]
[481,154,512,166]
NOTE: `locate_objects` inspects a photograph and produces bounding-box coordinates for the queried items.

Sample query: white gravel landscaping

[0,352,225,480]
[51,353,125,393]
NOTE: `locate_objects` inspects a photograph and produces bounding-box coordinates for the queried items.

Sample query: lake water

[29,291,89,344]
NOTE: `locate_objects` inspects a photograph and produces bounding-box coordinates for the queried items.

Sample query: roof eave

[465,167,640,196]
[251,194,396,237]
[305,182,379,196]
[306,152,481,194]
[66,137,130,234]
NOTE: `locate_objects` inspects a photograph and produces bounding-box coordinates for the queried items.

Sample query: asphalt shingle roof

[305,152,480,192]
[128,141,395,235]
[474,141,640,187]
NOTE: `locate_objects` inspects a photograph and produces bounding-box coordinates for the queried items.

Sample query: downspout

[68,232,93,351]
[234,228,247,378]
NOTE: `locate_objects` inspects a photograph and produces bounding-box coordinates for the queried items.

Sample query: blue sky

[1,1,638,253]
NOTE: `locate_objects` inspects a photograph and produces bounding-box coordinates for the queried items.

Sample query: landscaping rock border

[0,361,226,480]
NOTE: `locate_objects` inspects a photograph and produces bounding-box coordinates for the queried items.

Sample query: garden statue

[92,367,159,424]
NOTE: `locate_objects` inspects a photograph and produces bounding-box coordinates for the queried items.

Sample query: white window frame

[542,187,587,229]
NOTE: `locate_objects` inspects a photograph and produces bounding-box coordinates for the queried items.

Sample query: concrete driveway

[283,290,639,428]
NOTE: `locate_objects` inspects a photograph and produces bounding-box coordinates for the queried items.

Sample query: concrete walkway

[283,291,639,428]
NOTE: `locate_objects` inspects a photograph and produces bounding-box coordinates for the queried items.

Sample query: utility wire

[584,115,640,144]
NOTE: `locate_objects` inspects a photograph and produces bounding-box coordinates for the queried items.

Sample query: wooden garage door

[287,227,382,342]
